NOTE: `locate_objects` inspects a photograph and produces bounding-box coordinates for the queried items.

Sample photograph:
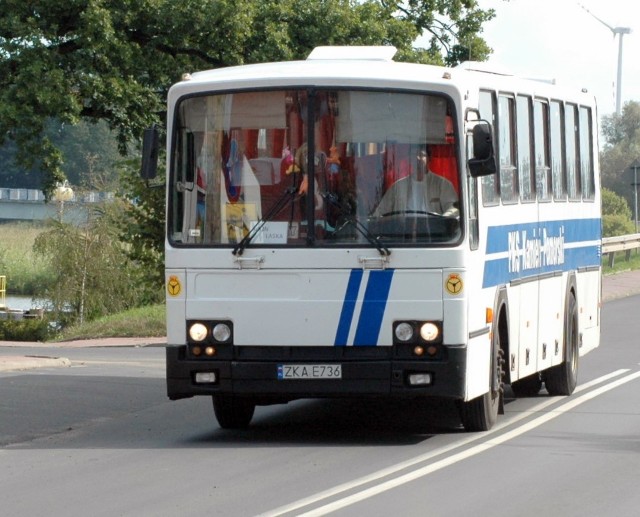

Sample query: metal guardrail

[0,188,113,203]
[602,233,640,267]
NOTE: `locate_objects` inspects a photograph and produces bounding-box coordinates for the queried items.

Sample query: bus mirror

[469,122,496,177]
[141,127,159,180]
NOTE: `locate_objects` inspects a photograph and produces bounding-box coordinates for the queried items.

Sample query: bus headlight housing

[186,320,234,347]
[189,322,208,342]
[419,322,440,342]
[393,321,443,346]
[394,322,415,342]
[212,323,232,343]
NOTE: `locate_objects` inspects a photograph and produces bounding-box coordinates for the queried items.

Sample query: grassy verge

[0,222,51,295]
[602,250,640,275]
[53,303,166,341]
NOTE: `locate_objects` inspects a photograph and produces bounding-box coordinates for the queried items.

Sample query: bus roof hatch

[307,46,397,61]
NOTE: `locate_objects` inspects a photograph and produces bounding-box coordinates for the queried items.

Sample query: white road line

[259,369,633,517]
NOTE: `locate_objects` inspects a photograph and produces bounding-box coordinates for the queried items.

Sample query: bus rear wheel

[544,292,579,396]
[212,395,256,429]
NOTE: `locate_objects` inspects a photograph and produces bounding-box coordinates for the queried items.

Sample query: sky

[475,0,640,117]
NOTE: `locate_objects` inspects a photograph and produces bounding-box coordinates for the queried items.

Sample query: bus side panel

[577,268,601,354]
[465,332,492,401]
[517,280,539,379]
[538,273,564,370]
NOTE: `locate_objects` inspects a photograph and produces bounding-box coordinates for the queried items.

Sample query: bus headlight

[189,322,208,342]
[393,320,443,346]
[420,322,440,342]
[212,323,232,343]
[394,322,414,342]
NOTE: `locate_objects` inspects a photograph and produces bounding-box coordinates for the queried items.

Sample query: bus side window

[479,90,499,206]
[498,95,518,204]
[550,100,567,201]
[534,100,552,202]
[517,95,534,202]
[579,106,595,200]
[565,103,581,200]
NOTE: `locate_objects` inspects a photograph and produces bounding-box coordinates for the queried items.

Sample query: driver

[373,145,458,217]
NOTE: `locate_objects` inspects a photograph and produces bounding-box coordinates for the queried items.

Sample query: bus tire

[460,327,503,432]
[544,291,579,396]
[212,395,256,429]
[511,373,542,397]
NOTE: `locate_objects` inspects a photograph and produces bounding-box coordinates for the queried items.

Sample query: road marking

[260,369,636,517]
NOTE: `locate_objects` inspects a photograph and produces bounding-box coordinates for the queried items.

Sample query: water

[2,295,43,311]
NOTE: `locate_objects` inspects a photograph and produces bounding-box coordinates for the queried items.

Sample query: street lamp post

[629,160,640,233]
[52,181,74,222]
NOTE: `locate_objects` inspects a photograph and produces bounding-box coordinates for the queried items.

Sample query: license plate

[277,364,342,380]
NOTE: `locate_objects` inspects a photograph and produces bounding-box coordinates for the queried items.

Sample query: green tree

[116,159,166,301]
[1,0,494,197]
[600,101,640,211]
[33,200,151,325]
[0,119,121,190]
[601,187,635,237]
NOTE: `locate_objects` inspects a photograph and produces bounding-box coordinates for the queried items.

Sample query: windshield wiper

[232,187,297,256]
[324,192,391,257]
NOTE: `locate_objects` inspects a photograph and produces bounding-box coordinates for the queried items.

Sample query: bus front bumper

[166,345,467,401]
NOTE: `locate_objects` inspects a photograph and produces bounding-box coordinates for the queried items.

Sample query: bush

[0,317,55,342]
[603,213,636,237]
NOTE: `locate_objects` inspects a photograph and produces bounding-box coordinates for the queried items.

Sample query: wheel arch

[493,286,511,385]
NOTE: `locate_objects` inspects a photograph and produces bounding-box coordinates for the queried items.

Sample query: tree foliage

[600,101,640,213]
[32,200,159,325]
[1,0,494,197]
[116,159,166,298]
[601,187,635,237]
[0,119,121,189]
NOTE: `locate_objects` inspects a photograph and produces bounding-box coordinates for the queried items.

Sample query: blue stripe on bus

[353,269,394,346]
[334,269,364,346]
[485,218,601,253]
[482,218,601,288]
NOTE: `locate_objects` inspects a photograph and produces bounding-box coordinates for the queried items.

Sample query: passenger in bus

[373,145,459,217]
[292,143,324,210]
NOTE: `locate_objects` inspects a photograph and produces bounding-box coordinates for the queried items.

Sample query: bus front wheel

[212,395,256,429]
[459,332,504,432]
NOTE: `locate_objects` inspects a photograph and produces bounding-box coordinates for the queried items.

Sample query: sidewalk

[0,337,166,372]
[1,270,639,372]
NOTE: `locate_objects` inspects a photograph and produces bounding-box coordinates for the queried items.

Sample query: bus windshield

[169,89,461,248]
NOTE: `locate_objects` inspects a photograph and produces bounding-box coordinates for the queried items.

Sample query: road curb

[0,355,71,373]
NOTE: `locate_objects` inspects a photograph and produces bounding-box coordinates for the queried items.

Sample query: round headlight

[189,323,208,342]
[395,322,414,342]
[212,323,232,342]
[420,322,440,342]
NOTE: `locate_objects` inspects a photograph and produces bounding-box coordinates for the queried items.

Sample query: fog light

[408,373,432,386]
[212,323,231,342]
[413,345,425,357]
[194,372,217,384]
[189,323,208,342]
[205,346,216,357]
[395,322,414,342]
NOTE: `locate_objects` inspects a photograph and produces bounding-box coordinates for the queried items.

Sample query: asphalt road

[1,296,639,516]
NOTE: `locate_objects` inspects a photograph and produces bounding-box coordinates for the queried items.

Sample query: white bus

[142,46,601,431]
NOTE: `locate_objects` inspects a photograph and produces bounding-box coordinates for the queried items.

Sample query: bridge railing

[602,233,640,267]
[0,188,114,203]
